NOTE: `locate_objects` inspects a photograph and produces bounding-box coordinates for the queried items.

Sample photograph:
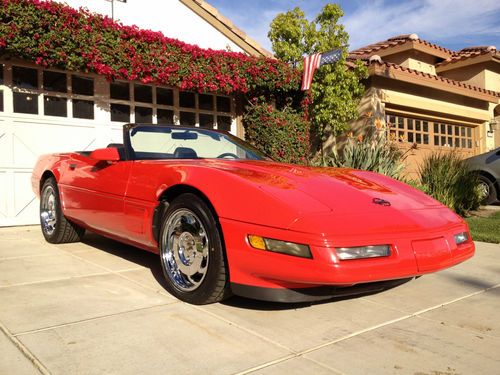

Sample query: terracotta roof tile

[367,59,500,97]
[437,46,498,67]
[350,34,453,57]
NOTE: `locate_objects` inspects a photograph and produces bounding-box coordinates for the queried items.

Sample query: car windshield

[128,125,267,160]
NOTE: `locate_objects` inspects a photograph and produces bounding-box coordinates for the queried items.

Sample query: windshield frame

[122,123,269,161]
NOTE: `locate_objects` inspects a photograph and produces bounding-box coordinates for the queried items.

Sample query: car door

[58,153,132,237]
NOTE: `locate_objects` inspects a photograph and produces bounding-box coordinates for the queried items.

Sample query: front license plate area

[412,237,451,272]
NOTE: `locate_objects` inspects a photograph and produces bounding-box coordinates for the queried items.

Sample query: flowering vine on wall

[0,0,301,94]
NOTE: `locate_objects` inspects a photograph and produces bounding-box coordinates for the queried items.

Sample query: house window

[134,84,152,103]
[12,66,39,114]
[73,99,94,119]
[217,96,231,113]
[217,115,232,131]
[10,64,96,119]
[157,108,174,124]
[13,92,38,114]
[71,75,95,119]
[135,106,152,123]
[44,96,67,117]
[180,111,196,125]
[199,94,214,111]
[387,115,474,150]
[176,90,233,130]
[111,103,130,122]
[179,91,195,108]
[157,88,173,106]
[110,81,130,100]
[0,64,3,112]
[72,75,94,96]
[13,66,38,89]
[199,113,214,128]
[43,71,67,93]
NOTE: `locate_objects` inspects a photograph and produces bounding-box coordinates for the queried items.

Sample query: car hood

[210,160,463,240]
[210,160,441,215]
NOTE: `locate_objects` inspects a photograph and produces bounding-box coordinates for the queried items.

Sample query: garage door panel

[1,118,125,226]
[0,171,8,219]
[14,171,37,219]
[11,121,97,168]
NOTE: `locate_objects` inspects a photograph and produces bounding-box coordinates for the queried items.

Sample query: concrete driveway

[1,226,499,375]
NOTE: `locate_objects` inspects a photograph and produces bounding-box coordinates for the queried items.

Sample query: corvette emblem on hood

[373,198,391,206]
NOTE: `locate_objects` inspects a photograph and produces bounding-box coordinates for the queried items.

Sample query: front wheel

[40,177,85,243]
[478,175,497,205]
[159,193,230,304]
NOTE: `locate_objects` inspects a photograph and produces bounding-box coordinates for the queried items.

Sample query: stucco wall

[53,0,244,53]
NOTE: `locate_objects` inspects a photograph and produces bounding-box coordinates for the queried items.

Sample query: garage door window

[12,66,39,114]
[387,115,474,150]
[0,64,3,112]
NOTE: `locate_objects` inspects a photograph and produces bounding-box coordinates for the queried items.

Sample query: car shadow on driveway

[80,231,409,311]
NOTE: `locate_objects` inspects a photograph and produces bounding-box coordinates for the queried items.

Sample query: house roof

[349,34,453,60]
[349,34,500,102]
[367,59,500,102]
[436,45,500,70]
[179,0,273,58]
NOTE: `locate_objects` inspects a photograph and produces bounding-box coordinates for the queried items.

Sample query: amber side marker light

[248,235,312,258]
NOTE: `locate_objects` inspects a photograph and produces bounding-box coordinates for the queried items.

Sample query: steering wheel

[216,152,239,159]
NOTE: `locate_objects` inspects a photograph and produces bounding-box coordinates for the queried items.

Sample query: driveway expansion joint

[0,320,50,375]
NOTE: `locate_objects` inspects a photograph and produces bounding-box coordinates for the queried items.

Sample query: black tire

[159,193,230,304]
[40,177,85,243]
[478,175,497,205]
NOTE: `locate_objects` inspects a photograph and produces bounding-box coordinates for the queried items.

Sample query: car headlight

[454,232,470,245]
[248,235,312,258]
[336,245,391,260]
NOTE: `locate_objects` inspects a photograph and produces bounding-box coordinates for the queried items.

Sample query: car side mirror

[89,147,120,161]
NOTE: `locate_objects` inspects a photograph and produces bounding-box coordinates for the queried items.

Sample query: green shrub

[243,97,310,164]
[416,152,481,216]
[325,125,406,180]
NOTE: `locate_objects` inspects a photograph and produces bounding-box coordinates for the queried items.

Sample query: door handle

[69,163,77,170]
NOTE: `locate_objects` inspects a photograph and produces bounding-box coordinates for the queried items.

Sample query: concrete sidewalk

[1,226,499,375]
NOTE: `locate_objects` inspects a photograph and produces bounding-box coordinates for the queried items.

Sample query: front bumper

[220,217,475,300]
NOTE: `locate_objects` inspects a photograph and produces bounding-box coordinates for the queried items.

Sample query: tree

[268,4,368,164]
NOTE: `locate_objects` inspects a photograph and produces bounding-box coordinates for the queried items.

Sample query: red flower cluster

[243,97,310,165]
[0,0,301,94]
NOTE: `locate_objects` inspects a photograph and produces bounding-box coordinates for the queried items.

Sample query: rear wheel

[40,178,85,243]
[478,175,497,205]
[159,193,230,304]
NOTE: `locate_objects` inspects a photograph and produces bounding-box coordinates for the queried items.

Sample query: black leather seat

[173,147,198,159]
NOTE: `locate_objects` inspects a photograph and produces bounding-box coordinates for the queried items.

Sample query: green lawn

[466,211,500,244]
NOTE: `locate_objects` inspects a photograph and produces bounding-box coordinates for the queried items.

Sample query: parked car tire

[159,193,231,304]
[40,177,85,243]
[478,175,497,205]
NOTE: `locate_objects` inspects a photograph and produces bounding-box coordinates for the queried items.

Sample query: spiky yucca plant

[327,125,406,180]
[417,151,481,216]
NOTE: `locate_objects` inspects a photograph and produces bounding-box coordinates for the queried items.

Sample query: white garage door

[0,61,236,227]
[0,116,123,226]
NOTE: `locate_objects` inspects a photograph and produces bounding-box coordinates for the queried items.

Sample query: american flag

[301,48,343,91]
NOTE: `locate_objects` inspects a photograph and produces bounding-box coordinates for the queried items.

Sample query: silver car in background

[465,147,500,204]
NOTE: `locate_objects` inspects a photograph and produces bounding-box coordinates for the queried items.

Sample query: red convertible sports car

[32,124,475,304]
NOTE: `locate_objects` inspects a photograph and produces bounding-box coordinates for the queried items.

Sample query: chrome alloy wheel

[478,180,490,200]
[161,209,210,292]
[40,185,57,236]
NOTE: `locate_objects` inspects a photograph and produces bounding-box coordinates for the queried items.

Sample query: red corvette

[32,124,474,304]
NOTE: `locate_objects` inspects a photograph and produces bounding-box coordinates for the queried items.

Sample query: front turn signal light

[247,235,312,258]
